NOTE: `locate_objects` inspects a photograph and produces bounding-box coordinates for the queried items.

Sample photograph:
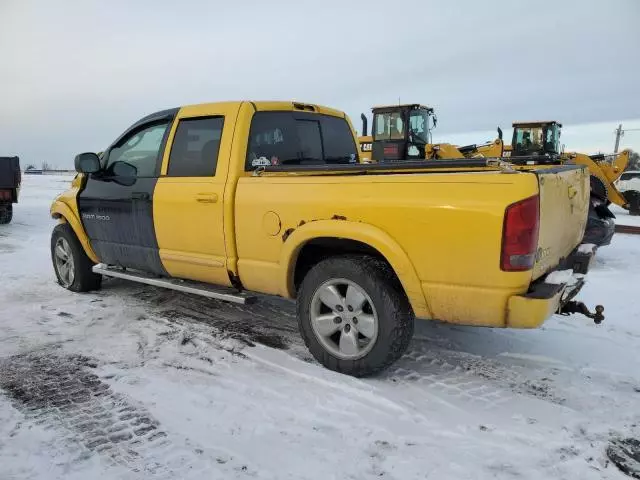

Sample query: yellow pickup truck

[50,101,602,376]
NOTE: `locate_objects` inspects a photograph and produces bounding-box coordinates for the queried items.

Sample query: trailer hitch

[560,301,605,324]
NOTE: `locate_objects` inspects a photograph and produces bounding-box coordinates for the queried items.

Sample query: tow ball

[560,301,605,324]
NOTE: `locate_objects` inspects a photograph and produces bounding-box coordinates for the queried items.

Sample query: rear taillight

[0,190,11,201]
[501,195,540,271]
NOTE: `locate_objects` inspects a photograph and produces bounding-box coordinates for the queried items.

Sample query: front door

[78,116,173,275]
[152,104,239,286]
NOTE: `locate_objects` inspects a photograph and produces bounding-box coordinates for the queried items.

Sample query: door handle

[195,193,218,203]
[131,192,150,200]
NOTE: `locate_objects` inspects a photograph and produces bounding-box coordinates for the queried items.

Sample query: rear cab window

[246,111,358,170]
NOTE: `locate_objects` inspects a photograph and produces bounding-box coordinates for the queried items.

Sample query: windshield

[514,127,544,153]
[408,109,431,143]
[373,112,405,141]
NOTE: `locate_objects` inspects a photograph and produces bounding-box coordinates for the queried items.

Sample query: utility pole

[614,124,640,153]
[614,124,623,153]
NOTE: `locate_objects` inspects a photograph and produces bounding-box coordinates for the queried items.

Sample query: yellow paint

[235,171,542,324]
[565,151,629,207]
[49,175,99,263]
[358,135,373,162]
[533,167,589,280]
[153,102,242,286]
[506,289,564,328]
[262,211,282,236]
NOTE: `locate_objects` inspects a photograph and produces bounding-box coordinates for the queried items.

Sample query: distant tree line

[25,162,53,171]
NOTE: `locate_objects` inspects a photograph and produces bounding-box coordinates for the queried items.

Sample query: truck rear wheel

[0,204,12,224]
[51,223,102,292]
[296,255,414,377]
[624,190,640,216]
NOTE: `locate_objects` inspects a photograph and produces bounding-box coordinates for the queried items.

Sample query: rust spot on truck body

[282,228,295,242]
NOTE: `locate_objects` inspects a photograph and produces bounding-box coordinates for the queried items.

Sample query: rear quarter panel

[234,171,540,325]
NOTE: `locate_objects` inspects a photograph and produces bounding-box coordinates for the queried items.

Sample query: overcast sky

[1,0,639,168]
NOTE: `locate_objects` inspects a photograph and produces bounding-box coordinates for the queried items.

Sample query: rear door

[78,111,176,274]
[152,104,241,286]
[532,165,590,280]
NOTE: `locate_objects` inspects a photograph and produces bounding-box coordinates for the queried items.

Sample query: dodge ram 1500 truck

[50,101,602,376]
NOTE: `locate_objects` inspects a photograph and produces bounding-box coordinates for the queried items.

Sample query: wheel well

[293,238,399,293]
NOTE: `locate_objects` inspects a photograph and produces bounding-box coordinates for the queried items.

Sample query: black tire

[297,255,414,377]
[590,175,609,203]
[624,190,640,216]
[51,223,102,292]
[0,204,12,224]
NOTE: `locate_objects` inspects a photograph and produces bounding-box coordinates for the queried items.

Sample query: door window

[106,122,170,177]
[167,117,224,177]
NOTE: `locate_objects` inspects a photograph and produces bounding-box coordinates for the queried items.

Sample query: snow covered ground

[1,174,639,480]
[612,204,640,227]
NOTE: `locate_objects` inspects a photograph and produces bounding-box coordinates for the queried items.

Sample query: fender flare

[278,219,431,318]
[50,201,99,263]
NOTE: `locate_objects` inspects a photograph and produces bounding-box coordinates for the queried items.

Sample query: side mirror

[74,152,101,174]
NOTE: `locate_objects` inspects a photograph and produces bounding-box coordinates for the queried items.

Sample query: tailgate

[532,165,589,280]
[0,157,20,189]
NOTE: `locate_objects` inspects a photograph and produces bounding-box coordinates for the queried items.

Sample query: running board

[92,264,257,305]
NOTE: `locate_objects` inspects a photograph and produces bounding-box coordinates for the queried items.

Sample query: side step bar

[92,264,257,305]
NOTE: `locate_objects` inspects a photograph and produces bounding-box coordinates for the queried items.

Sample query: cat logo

[360,142,372,152]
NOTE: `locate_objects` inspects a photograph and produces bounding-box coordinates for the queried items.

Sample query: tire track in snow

[0,350,238,478]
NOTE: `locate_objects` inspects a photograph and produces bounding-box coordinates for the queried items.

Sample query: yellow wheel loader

[358,104,504,162]
[357,105,622,247]
[359,107,629,209]
[504,120,630,209]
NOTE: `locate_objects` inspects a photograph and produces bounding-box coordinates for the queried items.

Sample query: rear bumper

[506,245,595,328]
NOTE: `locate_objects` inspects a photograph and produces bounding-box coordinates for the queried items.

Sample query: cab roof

[144,101,347,122]
[372,104,434,113]
[512,120,562,128]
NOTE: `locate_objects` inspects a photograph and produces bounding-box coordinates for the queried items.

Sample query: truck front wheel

[0,204,12,224]
[51,223,102,292]
[297,255,414,377]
